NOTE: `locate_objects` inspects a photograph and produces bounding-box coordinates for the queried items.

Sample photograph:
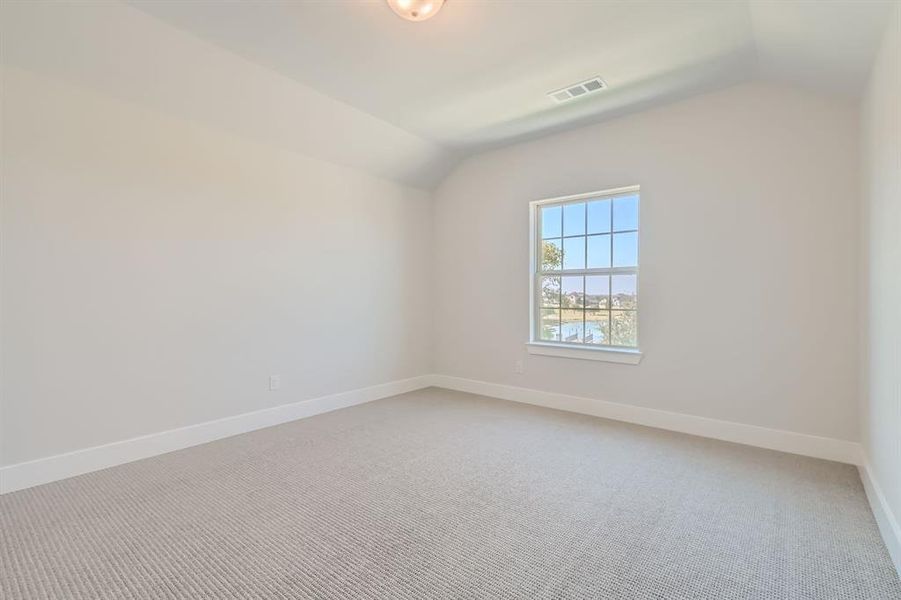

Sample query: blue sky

[541,195,639,269]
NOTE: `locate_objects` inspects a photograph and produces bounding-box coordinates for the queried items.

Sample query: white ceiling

[2,1,895,189]
[1,1,456,188]
[130,0,893,153]
[749,1,894,97]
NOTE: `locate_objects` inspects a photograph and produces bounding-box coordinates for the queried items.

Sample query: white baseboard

[428,375,863,465]
[859,461,901,576]
[0,373,865,494]
[0,375,432,495]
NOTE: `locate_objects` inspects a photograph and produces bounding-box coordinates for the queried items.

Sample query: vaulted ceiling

[2,1,895,188]
[129,0,893,150]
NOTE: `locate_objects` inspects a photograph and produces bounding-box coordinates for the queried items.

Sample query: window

[529,186,641,363]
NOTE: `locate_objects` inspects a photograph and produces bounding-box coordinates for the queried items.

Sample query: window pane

[561,309,584,343]
[537,194,639,350]
[587,234,611,268]
[563,202,586,236]
[611,310,638,347]
[541,239,562,270]
[585,310,610,345]
[587,199,611,234]
[562,237,585,270]
[539,276,560,307]
[613,195,639,231]
[541,205,562,239]
[612,232,638,267]
[585,275,610,309]
[561,276,584,308]
[611,274,637,309]
[540,308,560,341]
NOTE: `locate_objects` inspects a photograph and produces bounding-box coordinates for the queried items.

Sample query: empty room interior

[1,1,900,598]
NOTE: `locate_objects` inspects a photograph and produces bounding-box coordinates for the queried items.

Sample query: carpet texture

[1,388,899,599]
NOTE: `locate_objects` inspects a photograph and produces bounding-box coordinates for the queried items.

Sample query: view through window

[533,188,639,349]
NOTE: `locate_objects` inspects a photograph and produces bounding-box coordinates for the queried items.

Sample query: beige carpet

[1,387,899,599]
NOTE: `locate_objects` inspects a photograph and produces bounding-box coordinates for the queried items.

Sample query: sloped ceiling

[1,1,457,189]
[2,1,896,189]
[749,1,894,97]
[129,0,757,151]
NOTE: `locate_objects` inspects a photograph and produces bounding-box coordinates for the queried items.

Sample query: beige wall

[0,67,432,466]
[433,82,861,441]
[861,4,901,565]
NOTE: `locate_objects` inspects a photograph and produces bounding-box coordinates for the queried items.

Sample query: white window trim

[526,342,642,364]
[528,185,642,365]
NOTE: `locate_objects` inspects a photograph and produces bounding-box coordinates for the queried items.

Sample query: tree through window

[532,188,639,349]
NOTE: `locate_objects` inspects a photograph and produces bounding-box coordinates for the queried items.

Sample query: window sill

[526,342,643,364]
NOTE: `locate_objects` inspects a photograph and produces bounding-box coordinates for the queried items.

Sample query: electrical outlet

[269,375,281,391]
[513,360,524,374]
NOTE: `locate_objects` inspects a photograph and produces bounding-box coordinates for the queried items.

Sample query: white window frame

[527,185,642,364]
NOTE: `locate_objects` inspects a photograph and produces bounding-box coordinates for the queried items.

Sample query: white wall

[0,66,432,466]
[0,3,874,481]
[433,82,861,442]
[861,4,901,567]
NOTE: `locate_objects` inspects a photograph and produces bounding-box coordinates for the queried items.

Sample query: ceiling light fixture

[386,0,445,22]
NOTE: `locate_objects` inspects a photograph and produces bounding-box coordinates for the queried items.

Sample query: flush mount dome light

[386,0,445,22]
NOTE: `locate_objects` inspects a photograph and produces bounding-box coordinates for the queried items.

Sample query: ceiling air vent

[548,77,607,104]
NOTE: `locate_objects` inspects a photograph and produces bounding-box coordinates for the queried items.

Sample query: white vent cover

[548,77,607,103]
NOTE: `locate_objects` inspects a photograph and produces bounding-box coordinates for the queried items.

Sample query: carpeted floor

[1,388,899,599]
